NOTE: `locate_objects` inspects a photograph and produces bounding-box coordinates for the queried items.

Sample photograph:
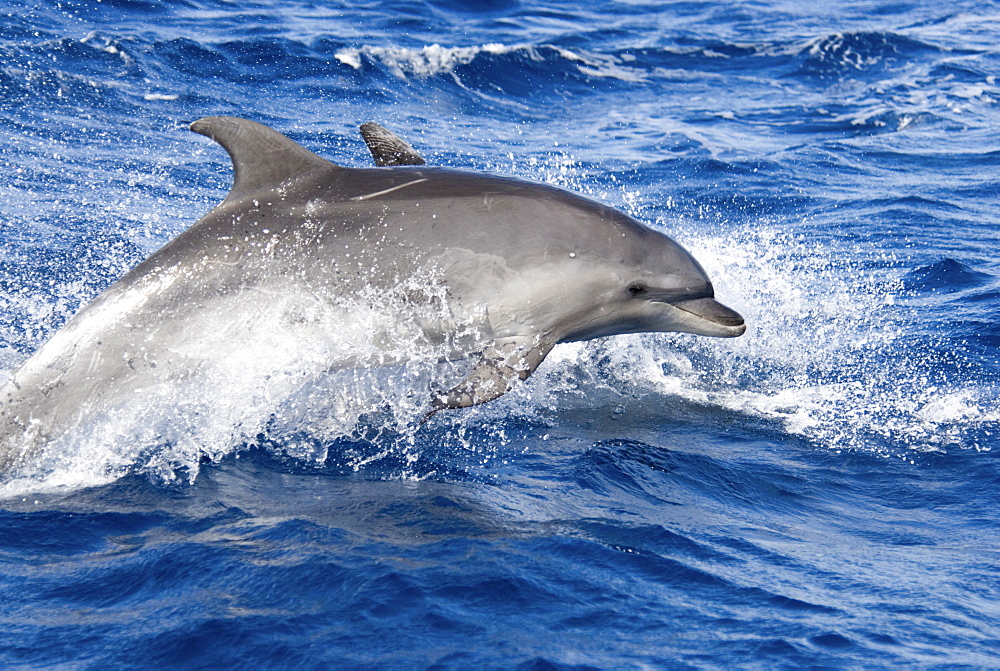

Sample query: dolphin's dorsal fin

[190,116,337,201]
[359,122,426,166]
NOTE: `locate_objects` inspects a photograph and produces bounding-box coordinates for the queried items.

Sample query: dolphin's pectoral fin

[359,123,426,166]
[428,336,553,417]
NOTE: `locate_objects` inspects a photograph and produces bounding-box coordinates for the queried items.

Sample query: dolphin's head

[622,227,745,338]
[555,220,745,343]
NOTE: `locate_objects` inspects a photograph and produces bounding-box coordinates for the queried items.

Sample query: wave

[796,31,942,78]
[334,42,648,83]
[903,258,994,292]
[333,33,944,85]
[6,22,991,150]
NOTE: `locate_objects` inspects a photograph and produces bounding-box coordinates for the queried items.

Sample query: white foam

[335,43,647,82]
[335,43,515,78]
[522,222,998,455]
[0,274,479,496]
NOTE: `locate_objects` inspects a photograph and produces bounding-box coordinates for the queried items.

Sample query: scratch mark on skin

[350,179,428,201]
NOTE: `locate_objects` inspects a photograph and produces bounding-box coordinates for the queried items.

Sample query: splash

[3,207,992,498]
[525,222,999,456]
[0,270,487,498]
[2,137,995,496]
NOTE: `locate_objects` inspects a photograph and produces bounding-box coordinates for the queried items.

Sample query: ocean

[1,0,999,667]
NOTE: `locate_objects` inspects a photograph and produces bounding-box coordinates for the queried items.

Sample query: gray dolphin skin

[0,116,744,474]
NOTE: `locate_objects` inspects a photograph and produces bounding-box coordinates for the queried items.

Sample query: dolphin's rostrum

[0,116,744,473]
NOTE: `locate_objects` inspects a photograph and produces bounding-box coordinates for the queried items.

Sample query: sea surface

[1,0,999,667]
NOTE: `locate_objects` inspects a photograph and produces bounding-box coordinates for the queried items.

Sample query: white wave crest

[334,42,647,82]
[335,43,516,77]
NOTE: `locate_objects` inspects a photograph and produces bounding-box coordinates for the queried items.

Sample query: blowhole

[627,283,647,297]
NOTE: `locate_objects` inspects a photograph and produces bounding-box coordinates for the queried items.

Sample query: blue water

[2,0,999,666]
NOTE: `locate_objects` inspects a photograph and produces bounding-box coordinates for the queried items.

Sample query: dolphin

[0,116,744,474]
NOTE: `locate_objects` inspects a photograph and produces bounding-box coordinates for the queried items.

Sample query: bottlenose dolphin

[0,116,744,473]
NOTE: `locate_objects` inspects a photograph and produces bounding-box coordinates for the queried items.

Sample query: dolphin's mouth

[670,297,746,336]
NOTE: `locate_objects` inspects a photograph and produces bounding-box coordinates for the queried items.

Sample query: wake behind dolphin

[0,117,744,476]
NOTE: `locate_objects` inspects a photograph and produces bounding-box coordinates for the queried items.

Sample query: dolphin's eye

[627,283,648,297]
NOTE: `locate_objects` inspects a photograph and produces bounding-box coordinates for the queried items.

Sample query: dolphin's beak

[670,297,746,337]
